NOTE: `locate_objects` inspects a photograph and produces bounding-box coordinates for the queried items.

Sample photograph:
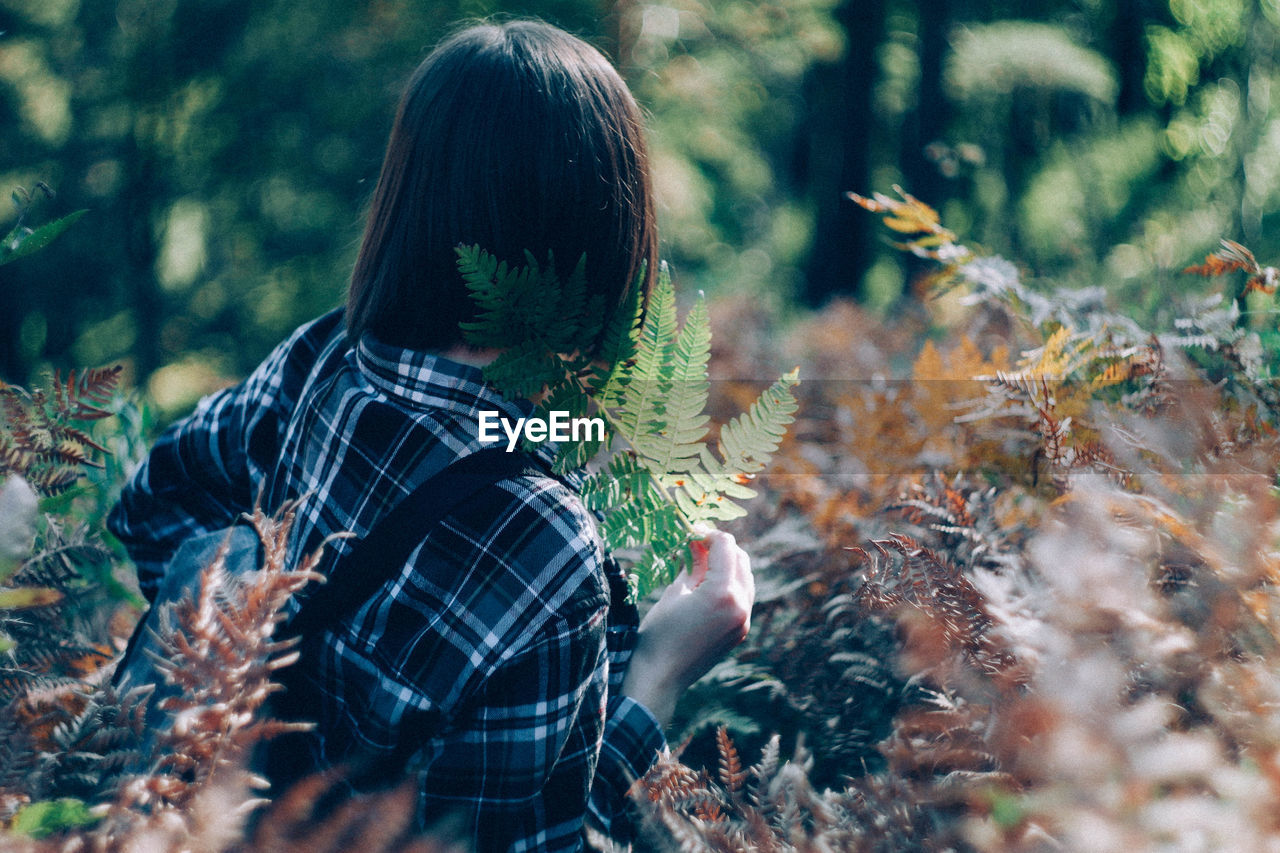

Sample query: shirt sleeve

[107,310,343,600]
[586,557,668,845]
[589,696,667,842]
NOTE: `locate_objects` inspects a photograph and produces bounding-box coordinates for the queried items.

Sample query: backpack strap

[285,447,547,640]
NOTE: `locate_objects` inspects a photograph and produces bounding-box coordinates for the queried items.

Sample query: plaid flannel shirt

[107,308,666,852]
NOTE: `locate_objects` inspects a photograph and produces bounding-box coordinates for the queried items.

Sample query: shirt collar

[356,332,532,422]
[355,332,572,481]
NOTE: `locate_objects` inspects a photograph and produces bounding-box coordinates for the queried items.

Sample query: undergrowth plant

[0,183,120,668]
[0,367,122,496]
[457,246,800,594]
[0,504,470,851]
[1,183,84,268]
[0,367,122,669]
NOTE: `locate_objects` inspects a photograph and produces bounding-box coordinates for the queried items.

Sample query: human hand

[620,529,754,727]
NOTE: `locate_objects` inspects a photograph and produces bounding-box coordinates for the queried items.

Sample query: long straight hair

[346,20,658,351]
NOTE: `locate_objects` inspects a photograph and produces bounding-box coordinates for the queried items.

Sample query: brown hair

[346,20,658,351]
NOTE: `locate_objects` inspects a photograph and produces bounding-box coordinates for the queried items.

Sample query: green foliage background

[4,0,1280,418]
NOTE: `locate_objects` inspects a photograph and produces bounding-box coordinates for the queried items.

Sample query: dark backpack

[113,447,546,788]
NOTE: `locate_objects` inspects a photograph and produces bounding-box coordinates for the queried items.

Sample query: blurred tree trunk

[893,0,956,299]
[899,0,954,265]
[802,0,887,305]
[113,6,168,382]
[904,0,952,208]
[1109,0,1152,115]
[609,0,638,66]
[121,130,165,382]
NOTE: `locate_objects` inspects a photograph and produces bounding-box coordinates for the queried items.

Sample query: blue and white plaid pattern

[108,308,666,851]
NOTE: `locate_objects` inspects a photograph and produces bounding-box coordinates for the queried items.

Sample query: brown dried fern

[636,729,935,852]
[108,504,323,821]
[889,472,1025,574]
[852,534,1021,682]
[236,773,468,853]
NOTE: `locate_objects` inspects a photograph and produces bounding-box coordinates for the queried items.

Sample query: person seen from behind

[108,18,754,853]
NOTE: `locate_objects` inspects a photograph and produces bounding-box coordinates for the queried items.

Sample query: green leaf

[632,535,691,589]
[559,253,607,344]
[458,247,535,348]
[10,798,100,838]
[677,368,799,527]
[638,293,710,478]
[600,498,684,551]
[534,380,609,471]
[483,340,560,400]
[0,210,87,267]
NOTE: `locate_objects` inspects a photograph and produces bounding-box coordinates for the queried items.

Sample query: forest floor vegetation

[5,196,1280,851]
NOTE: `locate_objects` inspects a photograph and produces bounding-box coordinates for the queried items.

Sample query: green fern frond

[456,245,525,349]
[457,246,799,598]
[630,542,689,595]
[558,254,607,345]
[599,498,686,554]
[535,382,601,474]
[480,341,559,400]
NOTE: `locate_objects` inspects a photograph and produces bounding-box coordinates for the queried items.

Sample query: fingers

[704,530,733,576]
[698,530,753,643]
[703,532,751,589]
